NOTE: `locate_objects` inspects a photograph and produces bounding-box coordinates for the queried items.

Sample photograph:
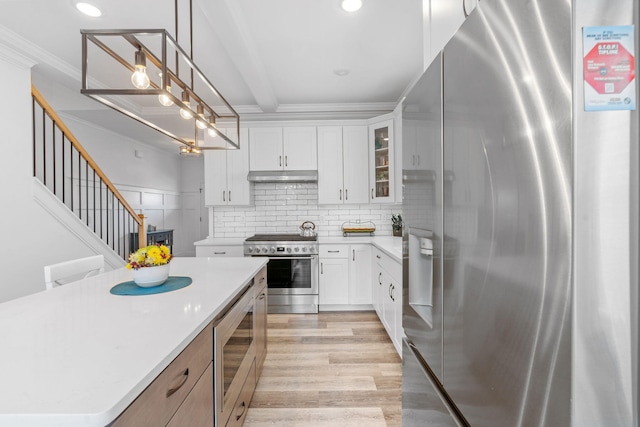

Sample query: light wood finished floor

[244,311,402,427]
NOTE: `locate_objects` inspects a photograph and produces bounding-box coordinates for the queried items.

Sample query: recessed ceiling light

[76,2,102,17]
[334,68,351,77]
[341,0,362,12]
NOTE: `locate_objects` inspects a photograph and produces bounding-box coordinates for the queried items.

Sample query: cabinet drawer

[166,363,214,427]
[373,247,401,283]
[196,245,244,257]
[225,361,256,427]
[113,323,213,427]
[320,245,349,258]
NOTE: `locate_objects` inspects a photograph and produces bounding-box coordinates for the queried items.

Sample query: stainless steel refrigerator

[402,1,639,426]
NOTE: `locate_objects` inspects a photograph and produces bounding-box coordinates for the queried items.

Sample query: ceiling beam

[196,0,279,113]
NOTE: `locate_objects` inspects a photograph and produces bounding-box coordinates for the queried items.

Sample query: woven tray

[341,221,376,236]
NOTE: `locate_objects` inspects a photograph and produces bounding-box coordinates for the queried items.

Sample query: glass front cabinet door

[369,119,395,202]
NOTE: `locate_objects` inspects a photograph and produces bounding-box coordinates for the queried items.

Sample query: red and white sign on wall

[583,26,635,111]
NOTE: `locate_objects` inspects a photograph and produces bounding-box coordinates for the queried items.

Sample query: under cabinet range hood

[247,170,318,182]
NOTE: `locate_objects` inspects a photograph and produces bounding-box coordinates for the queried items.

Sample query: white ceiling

[0,0,424,150]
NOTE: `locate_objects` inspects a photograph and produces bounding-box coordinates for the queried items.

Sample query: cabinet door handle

[417,155,420,166]
[279,155,282,167]
[328,250,340,253]
[378,272,382,285]
[235,400,247,421]
[213,251,227,255]
[389,284,393,300]
[376,255,381,259]
[229,190,231,202]
[285,155,288,167]
[166,368,189,398]
[345,189,348,200]
[352,249,355,261]
[339,189,342,200]
[321,262,324,274]
[258,293,266,300]
[412,154,416,166]
[222,191,226,202]
[371,188,374,199]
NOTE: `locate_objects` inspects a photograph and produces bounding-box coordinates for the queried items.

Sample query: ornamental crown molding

[0,24,73,74]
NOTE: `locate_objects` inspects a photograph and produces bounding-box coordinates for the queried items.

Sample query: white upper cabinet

[342,126,370,204]
[403,119,436,171]
[283,127,318,170]
[317,127,343,204]
[368,119,395,203]
[204,128,251,206]
[317,126,368,205]
[249,127,317,171]
[248,128,283,171]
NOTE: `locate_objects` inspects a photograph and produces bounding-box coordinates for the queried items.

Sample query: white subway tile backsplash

[210,182,400,237]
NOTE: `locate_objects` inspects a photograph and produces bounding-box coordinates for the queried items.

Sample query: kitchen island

[0,256,268,427]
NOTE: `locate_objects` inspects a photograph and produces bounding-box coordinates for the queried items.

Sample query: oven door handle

[261,256,316,260]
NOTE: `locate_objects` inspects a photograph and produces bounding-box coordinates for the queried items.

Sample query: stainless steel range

[244,234,318,314]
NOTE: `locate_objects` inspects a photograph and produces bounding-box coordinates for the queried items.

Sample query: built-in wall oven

[244,234,318,313]
[214,286,254,427]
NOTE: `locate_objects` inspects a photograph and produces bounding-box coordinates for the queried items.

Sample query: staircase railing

[31,85,146,260]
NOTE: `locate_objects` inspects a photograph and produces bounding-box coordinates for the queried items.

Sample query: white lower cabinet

[319,244,372,308]
[372,247,403,355]
[319,245,349,305]
[349,244,371,304]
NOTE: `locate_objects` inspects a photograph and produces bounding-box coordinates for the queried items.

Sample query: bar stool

[44,255,105,290]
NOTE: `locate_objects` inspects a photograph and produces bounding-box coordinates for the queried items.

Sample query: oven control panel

[244,243,318,256]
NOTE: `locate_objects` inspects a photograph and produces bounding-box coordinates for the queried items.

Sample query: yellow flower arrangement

[126,244,173,270]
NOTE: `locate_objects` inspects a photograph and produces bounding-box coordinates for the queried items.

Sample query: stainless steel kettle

[299,221,316,237]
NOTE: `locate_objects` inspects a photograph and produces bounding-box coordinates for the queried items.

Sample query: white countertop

[193,237,246,246]
[194,236,403,263]
[319,236,403,263]
[0,257,267,427]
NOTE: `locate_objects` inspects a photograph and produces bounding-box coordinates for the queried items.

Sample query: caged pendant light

[80,0,239,153]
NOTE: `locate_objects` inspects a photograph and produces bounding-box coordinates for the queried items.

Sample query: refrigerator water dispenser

[408,228,434,327]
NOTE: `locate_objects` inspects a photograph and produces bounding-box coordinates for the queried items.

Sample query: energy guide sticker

[583,25,635,111]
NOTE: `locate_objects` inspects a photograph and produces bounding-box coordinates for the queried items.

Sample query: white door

[249,127,283,171]
[369,119,395,203]
[348,244,372,304]
[203,150,227,206]
[283,127,317,170]
[342,126,369,204]
[382,270,396,343]
[226,128,251,206]
[317,126,343,204]
[393,279,403,353]
[319,258,349,305]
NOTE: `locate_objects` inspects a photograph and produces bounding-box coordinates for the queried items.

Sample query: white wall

[35,78,206,258]
[211,182,400,238]
[0,58,206,302]
[0,48,111,302]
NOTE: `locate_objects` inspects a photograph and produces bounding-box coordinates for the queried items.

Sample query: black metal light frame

[81,28,240,150]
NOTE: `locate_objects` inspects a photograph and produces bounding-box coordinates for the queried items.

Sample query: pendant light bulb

[158,82,174,107]
[179,91,193,120]
[131,50,150,89]
[196,104,207,130]
[207,116,217,137]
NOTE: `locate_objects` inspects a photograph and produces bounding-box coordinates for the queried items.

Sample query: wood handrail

[31,85,143,227]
